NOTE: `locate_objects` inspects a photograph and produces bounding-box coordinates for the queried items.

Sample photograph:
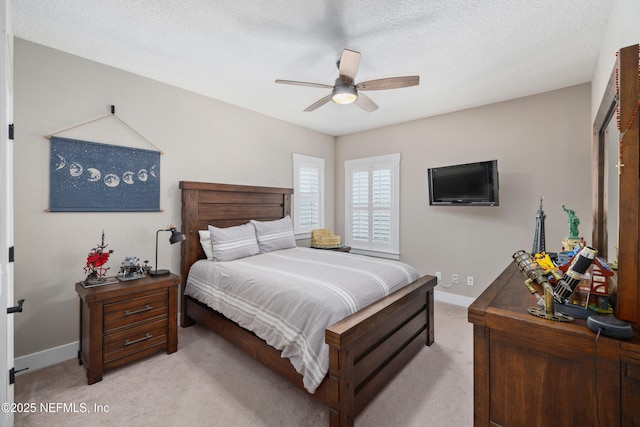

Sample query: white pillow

[250,216,296,253]
[209,223,260,262]
[199,230,214,260]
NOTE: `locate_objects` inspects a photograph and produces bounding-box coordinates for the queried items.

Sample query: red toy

[586,257,614,311]
[84,231,114,283]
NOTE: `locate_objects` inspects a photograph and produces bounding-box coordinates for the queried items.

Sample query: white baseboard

[434,289,475,307]
[14,314,184,375]
[14,341,78,376]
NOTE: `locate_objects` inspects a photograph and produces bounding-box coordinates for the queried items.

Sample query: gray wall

[335,84,592,300]
[12,0,640,359]
[13,39,335,357]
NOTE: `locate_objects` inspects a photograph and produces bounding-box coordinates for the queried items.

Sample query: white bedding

[184,247,420,393]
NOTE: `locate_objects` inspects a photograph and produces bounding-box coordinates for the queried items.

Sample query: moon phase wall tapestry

[49,136,161,212]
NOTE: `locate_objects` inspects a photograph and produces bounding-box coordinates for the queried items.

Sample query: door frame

[1,0,15,425]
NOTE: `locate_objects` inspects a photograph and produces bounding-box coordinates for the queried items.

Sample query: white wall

[13,39,335,357]
[592,0,640,121]
[336,84,593,300]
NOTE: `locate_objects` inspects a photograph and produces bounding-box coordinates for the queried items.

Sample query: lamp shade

[169,228,186,244]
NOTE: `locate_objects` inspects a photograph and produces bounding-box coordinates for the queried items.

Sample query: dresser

[75,274,180,384]
[468,263,640,426]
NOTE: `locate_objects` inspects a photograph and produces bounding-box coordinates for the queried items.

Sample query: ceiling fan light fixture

[276,49,418,112]
[331,84,357,105]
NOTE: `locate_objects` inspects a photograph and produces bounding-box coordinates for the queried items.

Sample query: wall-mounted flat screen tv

[428,160,499,206]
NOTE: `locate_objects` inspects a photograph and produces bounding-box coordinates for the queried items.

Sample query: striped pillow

[198,230,214,260]
[251,216,296,253]
[208,223,259,262]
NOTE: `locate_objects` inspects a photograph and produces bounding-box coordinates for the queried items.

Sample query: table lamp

[150,225,186,276]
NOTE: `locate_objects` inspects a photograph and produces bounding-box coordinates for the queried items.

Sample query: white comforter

[184,247,419,393]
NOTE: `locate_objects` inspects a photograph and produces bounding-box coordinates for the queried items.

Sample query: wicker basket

[311,229,341,248]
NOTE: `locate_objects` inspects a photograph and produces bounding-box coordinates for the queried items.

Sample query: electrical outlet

[435,271,442,281]
[467,276,474,286]
[452,274,459,284]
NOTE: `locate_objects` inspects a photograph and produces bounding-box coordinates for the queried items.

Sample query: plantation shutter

[292,153,325,236]
[299,165,320,229]
[372,168,392,243]
[352,170,369,241]
[345,154,400,258]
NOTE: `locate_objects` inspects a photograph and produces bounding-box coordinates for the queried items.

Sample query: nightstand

[75,273,180,384]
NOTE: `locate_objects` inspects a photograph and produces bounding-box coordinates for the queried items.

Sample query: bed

[179,181,437,426]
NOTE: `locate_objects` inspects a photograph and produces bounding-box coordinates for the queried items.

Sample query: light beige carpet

[14,301,473,426]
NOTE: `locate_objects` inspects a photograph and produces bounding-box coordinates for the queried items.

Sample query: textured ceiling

[13,0,613,136]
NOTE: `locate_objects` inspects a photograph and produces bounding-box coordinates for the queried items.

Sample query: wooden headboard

[179,181,293,286]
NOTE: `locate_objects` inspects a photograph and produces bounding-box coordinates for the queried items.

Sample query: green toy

[562,205,580,240]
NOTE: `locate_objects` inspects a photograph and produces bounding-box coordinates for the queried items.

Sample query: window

[345,153,400,259]
[292,154,325,238]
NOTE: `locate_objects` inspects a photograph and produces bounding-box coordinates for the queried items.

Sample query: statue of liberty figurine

[561,204,581,251]
[562,205,580,239]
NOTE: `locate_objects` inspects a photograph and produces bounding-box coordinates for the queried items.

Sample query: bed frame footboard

[325,275,435,426]
[182,274,435,427]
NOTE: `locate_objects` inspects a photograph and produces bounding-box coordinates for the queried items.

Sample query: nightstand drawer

[104,291,168,332]
[103,318,168,364]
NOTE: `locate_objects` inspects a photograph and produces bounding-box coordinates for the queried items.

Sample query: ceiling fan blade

[355,93,379,112]
[338,49,360,84]
[275,79,333,89]
[304,94,333,112]
[357,76,420,91]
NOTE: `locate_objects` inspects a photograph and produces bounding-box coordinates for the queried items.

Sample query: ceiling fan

[275,49,419,112]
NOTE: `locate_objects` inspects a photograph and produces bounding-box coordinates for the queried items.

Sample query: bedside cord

[593,328,602,427]
[436,277,455,288]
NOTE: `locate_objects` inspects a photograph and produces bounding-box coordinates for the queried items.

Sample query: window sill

[294,232,311,240]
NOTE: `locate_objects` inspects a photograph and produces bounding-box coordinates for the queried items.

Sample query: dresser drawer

[103,318,168,364]
[104,291,168,332]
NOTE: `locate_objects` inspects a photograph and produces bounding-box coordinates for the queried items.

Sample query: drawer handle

[124,333,152,346]
[124,305,152,316]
